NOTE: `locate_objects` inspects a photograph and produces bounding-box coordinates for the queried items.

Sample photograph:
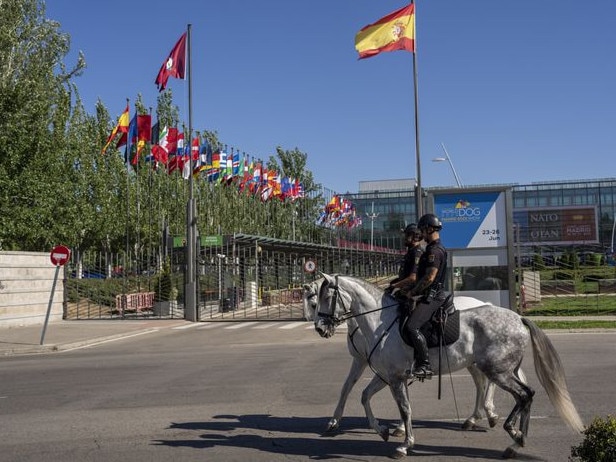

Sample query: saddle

[399,294,460,348]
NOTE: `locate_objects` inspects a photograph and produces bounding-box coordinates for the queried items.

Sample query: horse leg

[361,375,390,442]
[489,372,535,459]
[473,364,500,428]
[388,379,414,459]
[484,380,499,428]
[325,356,367,433]
[462,365,495,430]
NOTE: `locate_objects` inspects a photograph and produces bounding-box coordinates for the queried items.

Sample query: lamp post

[432,142,463,188]
[365,202,379,251]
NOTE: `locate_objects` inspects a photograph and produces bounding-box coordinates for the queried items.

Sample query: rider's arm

[406,267,437,297]
[391,272,417,290]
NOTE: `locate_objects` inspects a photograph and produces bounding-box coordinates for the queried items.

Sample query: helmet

[418,213,443,231]
[403,223,423,240]
[403,223,418,235]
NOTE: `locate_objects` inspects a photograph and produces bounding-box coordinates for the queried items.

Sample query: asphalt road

[0,322,614,462]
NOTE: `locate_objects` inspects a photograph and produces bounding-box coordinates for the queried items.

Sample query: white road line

[196,323,220,329]
[279,322,308,330]
[253,323,279,329]
[224,322,258,329]
[60,330,158,352]
[173,323,201,330]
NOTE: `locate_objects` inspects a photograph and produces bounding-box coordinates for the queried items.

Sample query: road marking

[173,323,201,330]
[279,322,308,330]
[60,329,159,352]
[224,322,258,329]
[253,323,279,329]
[195,323,219,329]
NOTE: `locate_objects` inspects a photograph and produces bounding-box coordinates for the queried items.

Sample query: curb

[2,328,161,357]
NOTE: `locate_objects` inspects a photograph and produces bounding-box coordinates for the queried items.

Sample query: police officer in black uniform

[403,213,447,379]
[388,224,423,293]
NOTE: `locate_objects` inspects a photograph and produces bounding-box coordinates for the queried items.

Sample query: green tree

[0,0,85,250]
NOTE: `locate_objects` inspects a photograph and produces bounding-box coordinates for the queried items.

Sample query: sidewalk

[1,316,614,357]
[0,319,191,356]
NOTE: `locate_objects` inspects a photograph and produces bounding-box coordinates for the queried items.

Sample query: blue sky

[46,1,615,194]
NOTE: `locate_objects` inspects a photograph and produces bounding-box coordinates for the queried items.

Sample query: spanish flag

[101,104,130,154]
[355,4,415,60]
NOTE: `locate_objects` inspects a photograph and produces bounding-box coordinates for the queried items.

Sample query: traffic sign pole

[40,265,61,345]
[41,245,71,345]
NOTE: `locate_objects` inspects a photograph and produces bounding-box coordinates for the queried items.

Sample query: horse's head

[302,278,323,321]
[313,273,349,338]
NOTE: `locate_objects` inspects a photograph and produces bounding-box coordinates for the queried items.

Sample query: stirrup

[413,366,433,380]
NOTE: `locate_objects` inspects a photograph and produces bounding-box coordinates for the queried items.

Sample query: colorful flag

[355,3,415,59]
[102,104,129,153]
[155,32,187,91]
[135,114,152,161]
[125,114,138,164]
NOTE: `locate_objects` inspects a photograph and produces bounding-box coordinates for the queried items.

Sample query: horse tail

[521,318,584,433]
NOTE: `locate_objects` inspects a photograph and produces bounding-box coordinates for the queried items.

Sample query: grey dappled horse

[314,273,584,459]
[303,278,501,436]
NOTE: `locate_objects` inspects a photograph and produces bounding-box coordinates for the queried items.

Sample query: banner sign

[513,206,598,245]
[434,191,507,249]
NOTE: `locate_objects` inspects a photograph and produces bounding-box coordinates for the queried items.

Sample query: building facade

[343,178,616,256]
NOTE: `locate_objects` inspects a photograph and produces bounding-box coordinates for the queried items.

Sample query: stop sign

[50,245,71,266]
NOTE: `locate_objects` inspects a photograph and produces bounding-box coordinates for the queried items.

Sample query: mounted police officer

[402,213,448,379]
[388,223,424,293]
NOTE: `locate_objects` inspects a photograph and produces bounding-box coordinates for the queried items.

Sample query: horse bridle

[316,275,399,327]
[316,275,350,326]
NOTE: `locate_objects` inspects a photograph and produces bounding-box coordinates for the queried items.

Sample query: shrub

[570,415,616,462]
[553,270,574,280]
[154,260,176,302]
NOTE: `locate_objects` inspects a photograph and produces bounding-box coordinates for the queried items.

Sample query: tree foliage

[0,0,331,255]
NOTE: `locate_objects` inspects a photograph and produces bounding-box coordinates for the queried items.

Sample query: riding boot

[409,329,433,379]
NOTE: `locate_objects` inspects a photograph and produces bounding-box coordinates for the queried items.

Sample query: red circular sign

[50,245,71,266]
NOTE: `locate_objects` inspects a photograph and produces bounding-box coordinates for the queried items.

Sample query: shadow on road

[152,414,525,460]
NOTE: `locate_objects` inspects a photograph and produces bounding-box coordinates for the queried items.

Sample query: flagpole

[184,23,198,321]
[411,0,423,218]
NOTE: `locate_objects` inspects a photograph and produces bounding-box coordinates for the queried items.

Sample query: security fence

[516,245,616,314]
[64,233,402,321]
[64,238,616,320]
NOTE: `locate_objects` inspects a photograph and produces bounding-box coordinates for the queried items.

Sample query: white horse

[303,278,501,436]
[313,273,584,459]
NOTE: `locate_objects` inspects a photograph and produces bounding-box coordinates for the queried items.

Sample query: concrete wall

[0,251,64,327]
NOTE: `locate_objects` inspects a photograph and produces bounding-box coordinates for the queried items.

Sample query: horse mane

[344,276,384,299]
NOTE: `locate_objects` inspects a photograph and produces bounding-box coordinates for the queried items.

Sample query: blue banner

[434,191,507,249]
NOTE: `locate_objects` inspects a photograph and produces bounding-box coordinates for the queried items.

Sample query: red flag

[155,32,187,91]
[136,114,152,158]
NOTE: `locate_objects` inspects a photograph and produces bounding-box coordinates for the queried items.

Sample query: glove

[385,286,400,296]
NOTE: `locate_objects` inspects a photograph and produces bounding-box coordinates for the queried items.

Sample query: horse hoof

[390,447,407,459]
[502,446,517,459]
[488,415,499,428]
[461,419,475,431]
[378,427,390,442]
[391,424,406,438]
[324,419,340,434]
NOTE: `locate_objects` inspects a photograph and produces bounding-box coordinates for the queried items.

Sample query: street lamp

[432,142,463,188]
[365,202,379,251]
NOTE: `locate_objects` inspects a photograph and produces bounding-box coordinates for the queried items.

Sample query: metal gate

[63,234,401,321]
[197,234,400,320]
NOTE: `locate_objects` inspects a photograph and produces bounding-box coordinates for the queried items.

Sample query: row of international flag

[318,195,363,229]
[101,3,415,219]
[102,107,306,202]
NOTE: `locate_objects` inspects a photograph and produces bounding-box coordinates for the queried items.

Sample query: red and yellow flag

[102,104,130,154]
[355,4,415,60]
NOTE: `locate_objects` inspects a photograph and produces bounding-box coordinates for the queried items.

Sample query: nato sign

[434,191,508,249]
